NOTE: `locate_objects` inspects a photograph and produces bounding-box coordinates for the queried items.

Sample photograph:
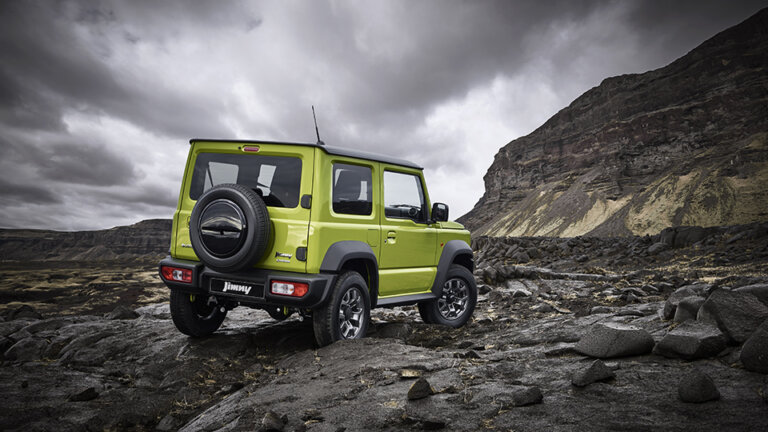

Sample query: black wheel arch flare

[320,241,380,307]
[431,240,474,296]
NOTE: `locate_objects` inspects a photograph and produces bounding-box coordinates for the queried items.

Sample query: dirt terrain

[1,223,768,431]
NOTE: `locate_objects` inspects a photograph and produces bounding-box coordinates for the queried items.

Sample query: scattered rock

[512,251,530,263]
[496,386,543,407]
[105,305,139,320]
[653,321,727,360]
[571,360,615,387]
[511,288,532,298]
[663,286,703,319]
[407,377,434,400]
[301,408,324,422]
[68,387,99,402]
[673,297,706,323]
[575,323,655,358]
[678,370,720,403]
[590,306,614,315]
[648,242,668,254]
[697,289,768,343]
[261,411,285,432]
[740,319,768,374]
[575,255,589,263]
[531,303,555,313]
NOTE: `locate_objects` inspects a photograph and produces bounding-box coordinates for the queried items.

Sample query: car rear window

[189,153,302,208]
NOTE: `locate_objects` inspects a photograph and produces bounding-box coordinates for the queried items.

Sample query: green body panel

[169,140,472,302]
[305,154,380,273]
[377,166,437,297]
[172,141,315,274]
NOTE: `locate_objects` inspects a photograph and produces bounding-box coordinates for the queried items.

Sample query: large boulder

[697,289,768,343]
[574,323,655,358]
[653,321,727,360]
[735,284,768,308]
[740,319,768,374]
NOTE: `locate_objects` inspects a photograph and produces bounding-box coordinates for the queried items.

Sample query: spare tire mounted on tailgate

[189,183,271,272]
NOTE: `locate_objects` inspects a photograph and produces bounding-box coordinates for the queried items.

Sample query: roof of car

[190,139,423,170]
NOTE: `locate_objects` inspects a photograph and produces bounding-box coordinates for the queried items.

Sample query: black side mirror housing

[431,202,449,222]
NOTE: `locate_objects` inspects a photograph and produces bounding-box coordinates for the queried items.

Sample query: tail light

[271,280,309,297]
[161,266,193,283]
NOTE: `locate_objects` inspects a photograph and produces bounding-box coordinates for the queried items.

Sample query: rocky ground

[1,223,768,431]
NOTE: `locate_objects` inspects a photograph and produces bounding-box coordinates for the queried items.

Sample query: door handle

[386,231,396,245]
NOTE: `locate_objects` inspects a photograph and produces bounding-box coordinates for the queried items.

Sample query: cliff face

[0,219,171,261]
[459,8,768,237]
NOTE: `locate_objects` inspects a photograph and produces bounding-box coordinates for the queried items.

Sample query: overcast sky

[0,0,764,231]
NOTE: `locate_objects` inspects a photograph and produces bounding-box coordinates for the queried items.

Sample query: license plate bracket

[210,278,264,299]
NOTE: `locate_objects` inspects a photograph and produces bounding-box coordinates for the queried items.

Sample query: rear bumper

[159,256,335,309]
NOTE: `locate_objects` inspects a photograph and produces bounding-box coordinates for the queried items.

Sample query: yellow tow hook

[189,294,196,302]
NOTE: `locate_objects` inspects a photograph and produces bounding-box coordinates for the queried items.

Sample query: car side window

[332,163,373,216]
[384,171,426,222]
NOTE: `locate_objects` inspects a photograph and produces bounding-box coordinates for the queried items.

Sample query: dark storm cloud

[37,140,137,186]
[0,0,765,230]
[0,177,61,205]
[0,1,238,140]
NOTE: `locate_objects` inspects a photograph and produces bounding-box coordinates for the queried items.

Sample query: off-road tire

[170,289,227,337]
[189,183,270,273]
[418,264,477,328]
[313,271,371,347]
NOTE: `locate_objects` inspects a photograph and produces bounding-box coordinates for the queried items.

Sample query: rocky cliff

[0,219,171,261]
[459,8,768,237]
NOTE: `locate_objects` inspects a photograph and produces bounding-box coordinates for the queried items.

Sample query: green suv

[159,139,476,346]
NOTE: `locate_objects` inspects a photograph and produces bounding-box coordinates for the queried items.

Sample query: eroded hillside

[459,8,768,237]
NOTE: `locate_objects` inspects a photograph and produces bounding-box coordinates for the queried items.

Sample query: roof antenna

[312,105,325,146]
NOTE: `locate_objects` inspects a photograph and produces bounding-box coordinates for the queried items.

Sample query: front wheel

[170,290,227,337]
[418,264,477,328]
[313,271,371,347]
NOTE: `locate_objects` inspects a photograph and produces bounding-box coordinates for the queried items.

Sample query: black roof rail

[189,138,423,170]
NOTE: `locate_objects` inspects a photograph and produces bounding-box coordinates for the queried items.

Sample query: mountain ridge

[458,8,768,237]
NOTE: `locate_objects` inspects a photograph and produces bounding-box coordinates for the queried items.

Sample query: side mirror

[431,202,449,222]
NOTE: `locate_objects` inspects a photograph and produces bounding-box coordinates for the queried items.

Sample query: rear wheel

[418,264,477,328]
[170,290,227,337]
[313,272,371,347]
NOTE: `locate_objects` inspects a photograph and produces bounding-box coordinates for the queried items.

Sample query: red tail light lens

[271,280,309,297]
[161,266,193,283]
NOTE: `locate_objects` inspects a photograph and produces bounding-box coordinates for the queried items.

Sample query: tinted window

[384,171,426,222]
[332,163,372,215]
[190,153,302,208]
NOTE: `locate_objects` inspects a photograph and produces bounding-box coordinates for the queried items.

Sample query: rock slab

[654,321,727,360]
[575,323,655,358]
[697,289,768,343]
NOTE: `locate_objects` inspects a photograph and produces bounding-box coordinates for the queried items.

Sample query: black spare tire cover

[189,183,271,272]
